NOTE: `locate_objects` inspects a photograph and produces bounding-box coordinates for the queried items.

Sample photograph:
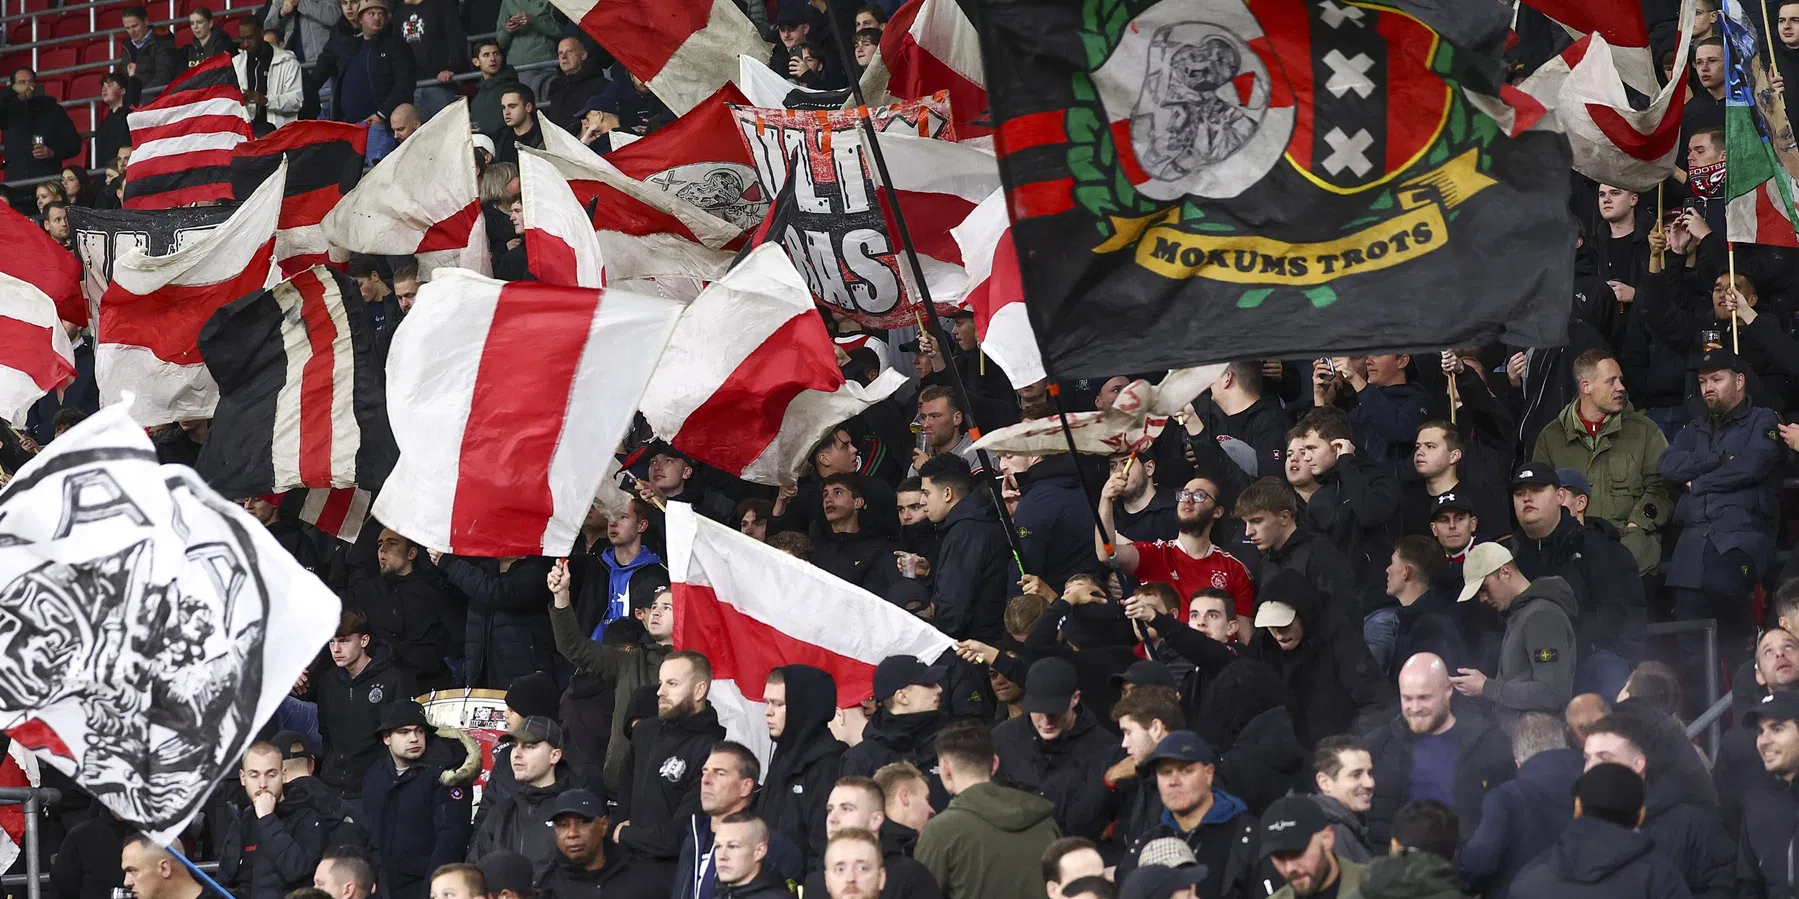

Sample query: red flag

[548,0,767,114]
[124,54,251,209]
[322,100,486,277]
[881,0,989,137]
[952,190,1044,389]
[232,121,368,276]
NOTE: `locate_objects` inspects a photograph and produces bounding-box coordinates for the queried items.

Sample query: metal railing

[0,787,59,899]
[1644,618,1721,759]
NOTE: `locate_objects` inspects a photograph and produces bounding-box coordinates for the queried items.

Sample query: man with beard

[1308,736,1377,863]
[842,657,952,811]
[1102,452,1178,543]
[346,529,461,691]
[613,651,725,882]
[1100,475,1253,629]
[992,658,1124,840]
[1361,654,1514,847]
[1531,349,1673,575]
[1260,795,1368,899]
[759,664,847,873]
[360,702,476,899]
[218,743,369,899]
[1717,628,1799,832]
[1660,349,1783,682]
[1109,687,1185,845]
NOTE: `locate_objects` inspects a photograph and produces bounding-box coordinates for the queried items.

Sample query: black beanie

[506,671,560,719]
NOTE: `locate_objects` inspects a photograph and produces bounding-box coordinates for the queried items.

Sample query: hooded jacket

[1530,398,1674,574]
[714,865,797,899]
[1301,452,1402,616]
[467,759,579,876]
[799,819,942,899]
[1483,576,1579,729]
[1387,589,1465,680]
[841,710,950,812]
[1457,747,1583,897]
[1013,454,1107,593]
[616,703,726,866]
[1505,815,1690,899]
[1362,712,1516,848]
[914,781,1060,899]
[992,704,1121,840]
[471,67,523,135]
[590,546,663,638]
[672,812,804,899]
[1247,571,1394,745]
[1353,851,1471,899]
[1313,794,1376,864]
[217,776,370,899]
[1260,527,1362,625]
[1506,510,1647,664]
[1660,397,1783,589]
[311,643,418,796]
[1608,700,1732,899]
[929,492,1015,642]
[361,729,479,899]
[549,602,672,791]
[1215,705,1308,818]
[1119,789,1260,899]
[1200,393,1291,479]
[758,664,846,872]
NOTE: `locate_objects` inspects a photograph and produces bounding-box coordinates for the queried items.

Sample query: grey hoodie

[1481,576,1579,728]
[1314,793,1376,863]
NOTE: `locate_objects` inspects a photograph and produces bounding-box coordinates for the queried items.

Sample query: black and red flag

[122,54,251,209]
[978,0,1574,377]
[231,122,368,276]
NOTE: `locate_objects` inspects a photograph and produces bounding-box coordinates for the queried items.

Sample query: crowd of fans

[7,0,1799,898]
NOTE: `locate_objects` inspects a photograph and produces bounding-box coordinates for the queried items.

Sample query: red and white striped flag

[640,244,906,486]
[301,486,373,543]
[123,54,251,209]
[322,99,487,278]
[1729,173,1799,248]
[232,121,368,276]
[880,0,987,137]
[666,500,953,763]
[952,189,1043,389]
[99,160,284,425]
[871,130,999,309]
[549,0,768,115]
[0,204,79,423]
[1521,0,1654,91]
[519,149,605,288]
[373,269,683,556]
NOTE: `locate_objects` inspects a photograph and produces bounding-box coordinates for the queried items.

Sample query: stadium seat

[67,71,104,100]
[6,20,35,46]
[96,6,124,30]
[66,103,93,133]
[0,50,28,75]
[51,15,90,39]
[35,46,78,72]
[35,75,64,99]
[78,39,117,65]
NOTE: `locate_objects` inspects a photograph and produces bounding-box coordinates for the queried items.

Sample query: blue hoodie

[593,546,662,639]
[1160,787,1250,831]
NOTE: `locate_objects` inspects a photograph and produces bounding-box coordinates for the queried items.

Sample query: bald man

[1564,694,1610,749]
[121,837,205,899]
[1361,653,1517,846]
[390,104,422,143]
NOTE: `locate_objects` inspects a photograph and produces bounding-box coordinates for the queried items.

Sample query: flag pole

[171,842,234,898]
[1648,185,1664,275]
[1446,362,1459,425]
[822,12,1028,571]
[1766,6,1783,81]
[1729,242,1740,352]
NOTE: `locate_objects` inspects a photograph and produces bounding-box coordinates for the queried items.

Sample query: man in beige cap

[1447,542,1579,729]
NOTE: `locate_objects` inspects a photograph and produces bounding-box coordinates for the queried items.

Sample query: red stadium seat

[35,46,78,72]
[66,103,93,133]
[0,50,28,74]
[34,75,64,99]
[96,6,124,30]
[6,20,35,46]
[19,0,52,15]
[51,15,91,38]
[79,39,118,65]
[67,71,104,100]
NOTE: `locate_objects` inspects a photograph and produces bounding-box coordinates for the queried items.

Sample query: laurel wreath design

[1067,0,1501,242]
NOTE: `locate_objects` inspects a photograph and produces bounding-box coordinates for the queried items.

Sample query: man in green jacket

[1261,795,1369,899]
[915,720,1060,899]
[547,559,673,792]
[1530,349,1673,573]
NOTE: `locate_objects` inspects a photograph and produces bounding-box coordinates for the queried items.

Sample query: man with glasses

[1099,474,1254,624]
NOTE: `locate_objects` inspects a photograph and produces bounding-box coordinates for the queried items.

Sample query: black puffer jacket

[929,493,1015,642]
[361,729,479,899]
[841,710,950,812]
[310,644,417,796]
[758,664,846,873]
[442,555,558,690]
[1362,712,1516,847]
[1258,527,1361,624]
[345,563,463,691]
[1611,701,1732,899]
[217,777,370,899]
[799,819,942,899]
[992,704,1121,839]
[616,704,726,867]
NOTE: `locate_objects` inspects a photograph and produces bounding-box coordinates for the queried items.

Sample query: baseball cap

[476,851,534,896]
[1120,863,1208,899]
[1555,468,1592,498]
[1253,600,1297,628]
[1258,795,1329,857]
[472,133,495,156]
[872,655,946,701]
[579,94,620,116]
[1143,730,1217,767]
[775,7,809,25]
[1698,347,1748,373]
[1430,491,1474,518]
[1573,762,1644,823]
[268,730,315,760]
[1457,542,1515,603]
[1511,463,1559,488]
[1021,657,1079,715]
[507,715,563,748]
[1109,659,1176,690]
[544,787,608,821]
[1745,691,1799,729]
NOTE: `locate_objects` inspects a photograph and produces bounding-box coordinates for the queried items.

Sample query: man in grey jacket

[1448,542,1578,729]
[263,0,348,64]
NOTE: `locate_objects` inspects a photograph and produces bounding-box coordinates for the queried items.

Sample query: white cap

[1457,542,1515,603]
[1253,600,1297,628]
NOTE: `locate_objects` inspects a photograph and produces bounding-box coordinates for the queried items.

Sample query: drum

[418,688,511,797]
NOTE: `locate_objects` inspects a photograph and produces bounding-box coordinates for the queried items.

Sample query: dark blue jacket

[1504,511,1647,664]
[1506,815,1691,899]
[1346,380,1436,467]
[1012,454,1103,594]
[360,732,477,899]
[671,812,804,899]
[328,31,418,122]
[1457,747,1583,898]
[928,493,1015,643]
[442,555,558,690]
[1659,400,1783,589]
